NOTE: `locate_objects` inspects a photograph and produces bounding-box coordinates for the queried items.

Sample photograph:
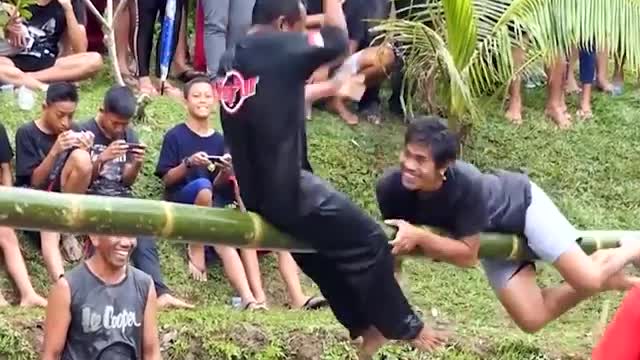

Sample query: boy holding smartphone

[80,85,193,309]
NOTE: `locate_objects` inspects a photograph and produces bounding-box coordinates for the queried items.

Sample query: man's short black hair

[183,76,212,98]
[405,115,459,168]
[103,85,136,119]
[252,0,303,26]
[45,82,78,105]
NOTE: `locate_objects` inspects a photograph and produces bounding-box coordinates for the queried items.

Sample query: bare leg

[613,54,625,86]
[496,246,640,333]
[544,56,571,129]
[114,0,133,76]
[595,48,614,91]
[57,149,93,265]
[190,189,213,281]
[276,251,309,308]
[240,249,267,305]
[172,5,191,76]
[214,245,259,307]
[0,57,47,91]
[565,47,580,93]
[505,46,525,124]
[40,231,65,282]
[28,53,104,83]
[0,227,47,307]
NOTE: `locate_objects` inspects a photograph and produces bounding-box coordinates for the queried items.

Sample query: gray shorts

[481,181,580,291]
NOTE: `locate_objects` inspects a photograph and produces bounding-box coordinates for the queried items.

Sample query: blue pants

[171,178,233,208]
[579,43,596,84]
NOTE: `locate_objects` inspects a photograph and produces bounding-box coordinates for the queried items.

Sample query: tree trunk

[0,187,630,261]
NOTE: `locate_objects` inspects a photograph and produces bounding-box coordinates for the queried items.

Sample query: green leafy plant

[376,0,640,134]
[0,0,36,37]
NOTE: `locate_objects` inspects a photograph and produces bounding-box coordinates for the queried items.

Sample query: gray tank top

[61,263,152,360]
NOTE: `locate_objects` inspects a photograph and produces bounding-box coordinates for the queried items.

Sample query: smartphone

[126,143,146,151]
[207,155,230,166]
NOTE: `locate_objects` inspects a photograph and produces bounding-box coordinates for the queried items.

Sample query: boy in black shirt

[216,0,447,357]
[14,82,94,282]
[377,116,640,333]
[80,85,193,309]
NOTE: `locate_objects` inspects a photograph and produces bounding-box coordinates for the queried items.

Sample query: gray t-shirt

[61,263,152,360]
[376,160,532,237]
[80,119,139,197]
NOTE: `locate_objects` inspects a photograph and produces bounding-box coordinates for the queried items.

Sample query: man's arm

[60,0,88,53]
[122,132,145,186]
[1,163,12,186]
[388,174,488,268]
[142,284,161,360]
[41,278,72,360]
[418,231,481,268]
[30,146,61,188]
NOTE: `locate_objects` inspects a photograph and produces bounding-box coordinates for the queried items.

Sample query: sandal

[242,301,268,311]
[300,296,328,310]
[186,247,207,282]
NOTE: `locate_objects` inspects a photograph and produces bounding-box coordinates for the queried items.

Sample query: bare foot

[358,326,388,359]
[504,108,523,125]
[565,75,581,94]
[327,97,359,125]
[19,293,47,308]
[603,272,640,291]
[187,245,207,282]
[411,325,450,352]
[139,77,158,96]
[157,293,194,309]
[545,106,572,129]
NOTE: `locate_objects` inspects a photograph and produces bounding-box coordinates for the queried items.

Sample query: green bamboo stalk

[0,187,633,261]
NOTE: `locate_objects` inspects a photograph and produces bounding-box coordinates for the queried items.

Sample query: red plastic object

[193,0,206,72]
[592,285,640,360]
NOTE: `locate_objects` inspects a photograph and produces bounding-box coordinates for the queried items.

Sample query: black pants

[132,0,184,77]
[284,191,424,340]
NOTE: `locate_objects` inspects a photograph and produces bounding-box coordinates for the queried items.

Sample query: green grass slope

[0,74,638,359]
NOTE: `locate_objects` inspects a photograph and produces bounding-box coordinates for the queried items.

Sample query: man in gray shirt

[41,234,160,360]
[376,116,640,334]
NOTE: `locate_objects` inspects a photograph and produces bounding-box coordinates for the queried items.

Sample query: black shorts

[280,188,424,341]
[10,54,56,72]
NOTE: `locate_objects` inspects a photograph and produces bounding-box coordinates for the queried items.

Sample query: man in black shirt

[377,116,640,333]
[216,0,447,357]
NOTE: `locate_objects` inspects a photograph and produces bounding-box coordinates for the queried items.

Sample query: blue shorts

[170,178,234,208]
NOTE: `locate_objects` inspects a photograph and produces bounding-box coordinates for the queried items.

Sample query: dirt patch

[287,327,349,360]
[229,323,269,350]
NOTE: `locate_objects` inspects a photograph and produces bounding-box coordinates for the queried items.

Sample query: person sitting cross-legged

[15,82,93,283]
[80,85,193,309]
[377,116,640,334]
[156,77,327,311]
[0,0,102,91]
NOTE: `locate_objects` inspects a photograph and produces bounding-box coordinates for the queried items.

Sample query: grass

[0,71,638,359]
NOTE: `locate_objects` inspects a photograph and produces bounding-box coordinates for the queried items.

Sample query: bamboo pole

[0,187,633,261]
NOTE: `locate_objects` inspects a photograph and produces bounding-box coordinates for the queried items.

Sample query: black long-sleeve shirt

[216,27,348,226]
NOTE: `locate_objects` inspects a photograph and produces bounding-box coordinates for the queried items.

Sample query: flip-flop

[242,301,268,311]
[301,296,328,310]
